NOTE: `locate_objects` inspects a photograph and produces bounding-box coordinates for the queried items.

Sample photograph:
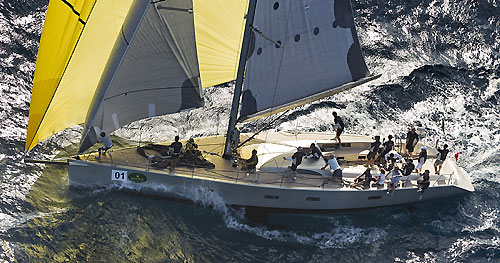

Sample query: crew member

[169,135,183,168]
[307,143,323,160]
[366,135,381,167]
[406,127,419,157]
[321,155,342,180]
[434,144,450,175]
[283,147,306,181]
[240,149,258,171]
[332,111,345,145]
[97,131,113,160]
[416,146,427,173]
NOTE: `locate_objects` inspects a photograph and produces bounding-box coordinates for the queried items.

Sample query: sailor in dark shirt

[332,112,345,145]
[417,170,431,193]
[405,127,419,157]
[283,147,306,181]
[402,159,415,186]
[403,159,415,177]
[352,168,373,189]
[240,149,258,171]
[170,135,183,156]
[366,135,381,167]
[307,143,323,160]
[434,144,450,175]
[379,135,394,163]
[246,149,258,168]
[169,135,183,169]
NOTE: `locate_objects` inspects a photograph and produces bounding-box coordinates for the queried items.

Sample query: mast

[223,0,258,159]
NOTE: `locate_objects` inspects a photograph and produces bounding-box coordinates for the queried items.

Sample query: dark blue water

[1,0,499,262]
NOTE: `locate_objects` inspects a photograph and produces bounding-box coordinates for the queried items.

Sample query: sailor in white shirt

[374,168,386,186]
[321,155,342,178]
[384,150,403,164]
[97,131,113,160]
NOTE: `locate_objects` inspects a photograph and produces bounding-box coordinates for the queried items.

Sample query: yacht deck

[78,133,462,192]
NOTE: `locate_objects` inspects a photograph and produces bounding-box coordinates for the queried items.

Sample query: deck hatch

[368,195,382,200]
[264,195,279,200]
[306,197,320,201]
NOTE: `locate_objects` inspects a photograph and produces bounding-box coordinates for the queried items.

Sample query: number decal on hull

[111,170,127,182]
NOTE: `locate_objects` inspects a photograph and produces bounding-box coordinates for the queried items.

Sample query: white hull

[68,132,474,211]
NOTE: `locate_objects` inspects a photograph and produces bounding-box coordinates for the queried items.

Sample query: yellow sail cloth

[26,0,134,151]
[27,0,247,151]
[193,0,247,88]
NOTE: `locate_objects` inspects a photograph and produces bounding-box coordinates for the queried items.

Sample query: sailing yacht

[25,0,473,211]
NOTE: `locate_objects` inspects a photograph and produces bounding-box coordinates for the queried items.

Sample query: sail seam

[27,1,97,150]
[156,6,193,13]
[104,87,187,101]
[61,0,87,24]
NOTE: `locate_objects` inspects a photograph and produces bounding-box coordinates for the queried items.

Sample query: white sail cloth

[240,0,370,119]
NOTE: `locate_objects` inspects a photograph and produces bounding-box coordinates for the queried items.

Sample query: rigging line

[237,109,290,149]
[26,1,98,150]
[121,27,130,45]
[248,2,292,148]
[61,0,87,25]
[250,25,283,48]
[268,1,293,131]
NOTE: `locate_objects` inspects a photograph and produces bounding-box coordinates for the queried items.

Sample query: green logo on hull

[128,173,147,183]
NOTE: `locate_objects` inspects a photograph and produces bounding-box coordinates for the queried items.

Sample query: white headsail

[79,0,203,153]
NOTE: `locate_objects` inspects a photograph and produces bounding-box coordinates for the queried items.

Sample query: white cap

[421,146,427,150]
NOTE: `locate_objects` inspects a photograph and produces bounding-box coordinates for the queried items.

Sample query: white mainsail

[239,0,370,120]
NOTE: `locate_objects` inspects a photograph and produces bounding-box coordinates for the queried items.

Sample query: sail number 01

[111,170,127,182]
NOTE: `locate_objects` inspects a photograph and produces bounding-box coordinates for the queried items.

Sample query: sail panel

[25,0,135,150]
[193,0,248,88]
[240,0,370,120]
[26,0,96,150]
[79,0,203,153]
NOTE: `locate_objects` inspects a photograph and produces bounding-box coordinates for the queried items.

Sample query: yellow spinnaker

[27,0,248,151]
[194,0,247,88]
[26,0,134,151]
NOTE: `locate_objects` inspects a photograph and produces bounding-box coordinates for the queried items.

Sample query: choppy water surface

[1,0,499,262]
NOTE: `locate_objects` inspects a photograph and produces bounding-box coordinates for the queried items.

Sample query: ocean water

[1,0,499,262]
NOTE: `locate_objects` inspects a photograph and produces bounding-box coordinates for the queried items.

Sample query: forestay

[240,0,370,121]
[79,0,203,153]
